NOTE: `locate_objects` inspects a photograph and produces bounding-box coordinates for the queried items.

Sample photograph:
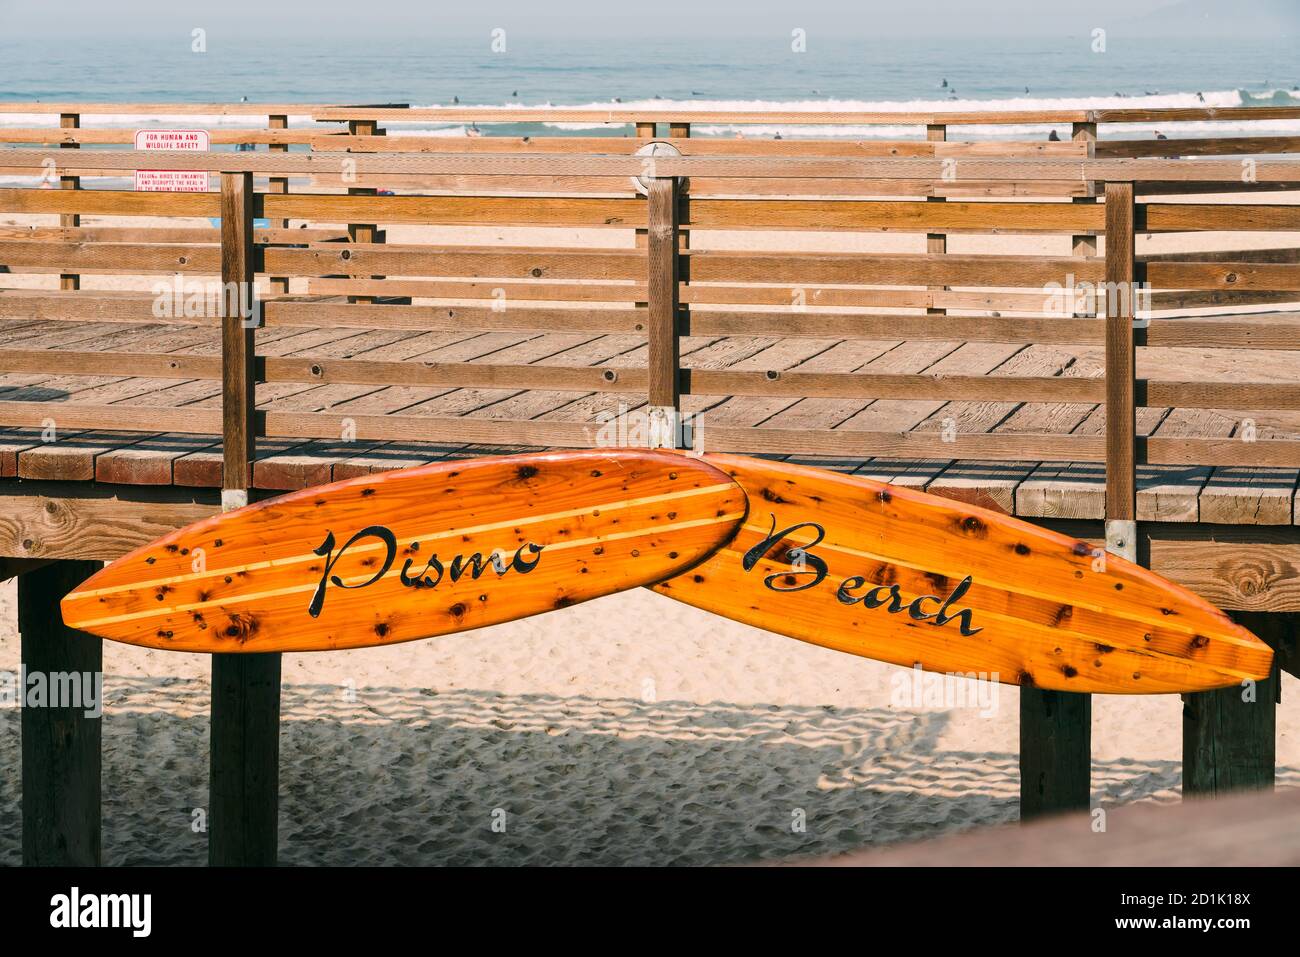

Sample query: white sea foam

[392,89,1300,137]
[0,90,1296,139]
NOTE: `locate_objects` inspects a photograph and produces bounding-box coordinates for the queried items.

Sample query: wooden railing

[0,148,1298,512]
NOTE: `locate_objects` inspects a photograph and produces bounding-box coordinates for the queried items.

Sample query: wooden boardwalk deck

[5,306,1300,526]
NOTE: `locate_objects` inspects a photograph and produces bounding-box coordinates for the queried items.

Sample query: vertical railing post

[58,112,80,291]
[267,113,290,296]
[1071,122,1098,316]
[636,121,657,139]
[925,124,947,315]
[211,170,281,866]
[646,175,682,448]
[20,561,103,865]
[346,117,381,304]
[1104,180,1137,554]
[220,171,256,504]
[668,122,690,139]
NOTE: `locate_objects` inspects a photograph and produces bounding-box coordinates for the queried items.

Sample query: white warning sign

[134,129,210,151]
[134,129,210,191]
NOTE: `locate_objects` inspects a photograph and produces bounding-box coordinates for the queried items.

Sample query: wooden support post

[347,118,381,303]
[1071,123,1098,315]
[209,653,281,866]
[647,176,682,448]
[212,169,281,865]
[59,113,80,291]
[1183,611,1280,797]
[1019,178,1132,822]
[267,114,290,296]
[925,124,946,315]
[669,122,690,139]
[20,560,103,866]
[1022,178,1142,820]
[636,121,657,139]
[1019,688,1091,819]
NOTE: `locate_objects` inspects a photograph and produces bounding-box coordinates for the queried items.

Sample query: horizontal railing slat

[687,199,1104,232]
[2,149,1299,182]
[687,251,1104,287]
[1145,261,1300,291]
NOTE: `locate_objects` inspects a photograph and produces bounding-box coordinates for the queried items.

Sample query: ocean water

[0,31,1297,139]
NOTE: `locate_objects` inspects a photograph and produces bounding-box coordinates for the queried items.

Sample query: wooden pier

[1,102,1298,864]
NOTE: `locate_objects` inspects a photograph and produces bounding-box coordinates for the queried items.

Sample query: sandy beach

[1,579,1296,866]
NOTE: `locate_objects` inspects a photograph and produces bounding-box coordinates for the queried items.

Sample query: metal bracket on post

[646,406,680,450]
[1105,519,1137,563]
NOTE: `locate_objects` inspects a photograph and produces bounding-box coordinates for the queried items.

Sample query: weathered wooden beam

[1182,610,1282,797]
[20,560,103,865]
[0,484,220,561]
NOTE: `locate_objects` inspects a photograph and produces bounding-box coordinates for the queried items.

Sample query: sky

[0,0,1219,38]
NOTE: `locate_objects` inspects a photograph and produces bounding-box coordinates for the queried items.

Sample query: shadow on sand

[4,677,1293,866]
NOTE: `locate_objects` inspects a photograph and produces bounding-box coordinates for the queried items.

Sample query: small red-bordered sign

[134,129,210,191]
[133,170,210,192]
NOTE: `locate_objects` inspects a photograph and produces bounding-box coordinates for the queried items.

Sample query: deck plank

[0,306,1295,529]
[922,344,1080,512]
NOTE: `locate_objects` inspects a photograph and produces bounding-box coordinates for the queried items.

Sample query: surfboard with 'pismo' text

[61,450,747,653]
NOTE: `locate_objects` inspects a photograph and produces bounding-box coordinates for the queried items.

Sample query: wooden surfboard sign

[652,454,1273,695]
[61,449,747,654]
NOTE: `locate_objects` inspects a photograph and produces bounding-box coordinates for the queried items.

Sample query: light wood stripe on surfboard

[70,481,737,601]
[68,510,746,630]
